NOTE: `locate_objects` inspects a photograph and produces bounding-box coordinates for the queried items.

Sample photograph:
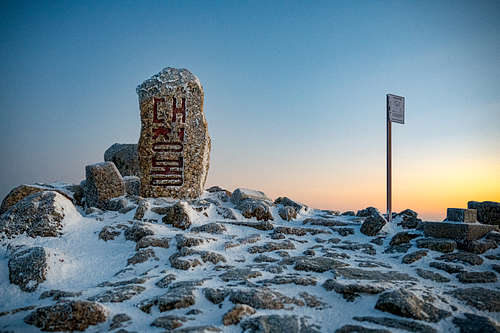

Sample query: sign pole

[386,94,405,223]
[386,95,392,223]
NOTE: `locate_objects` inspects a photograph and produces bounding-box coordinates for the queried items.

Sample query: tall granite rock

[136,67,210,199]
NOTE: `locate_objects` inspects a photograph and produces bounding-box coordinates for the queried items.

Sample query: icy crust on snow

[0,191,499,332]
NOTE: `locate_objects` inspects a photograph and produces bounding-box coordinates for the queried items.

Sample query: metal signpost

[386,94,405,223]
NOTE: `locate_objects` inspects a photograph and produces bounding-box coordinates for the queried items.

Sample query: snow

[0,191,499,332]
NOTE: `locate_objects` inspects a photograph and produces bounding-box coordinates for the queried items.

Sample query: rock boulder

[0,191,79,238]
[84,162,125,209]
[104,143,139,177]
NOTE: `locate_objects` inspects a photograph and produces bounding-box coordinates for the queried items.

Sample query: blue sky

[1,1,499,219]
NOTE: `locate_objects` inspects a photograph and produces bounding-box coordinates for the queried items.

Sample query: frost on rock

[0,190,79,238]
[9,246,49,292]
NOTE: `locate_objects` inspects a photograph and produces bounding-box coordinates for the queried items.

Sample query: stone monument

[136,67,210,199]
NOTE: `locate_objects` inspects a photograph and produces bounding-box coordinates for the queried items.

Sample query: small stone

[127,249,157,265]
[416,268,451,283]
[416,238,456,253]
[356,207,379,217]
[223,304,256,325]
[124,223,154,242]
[169,252,202,270]
[104,143,139,177]
[278,206,297,221]
[84,162,125,209]
[191,222,227,234]
[231,188,271,205]
[110,313,132,330]
[457,239,497,254]
[134,199,150,220]
[448,287,500,311]
[9,247,48,292]
[24,301,107,331]
[429,261,465,273]
[323,279,385,301]
[254,254,279,263]
[435,251,484,265]
[274,196,307,212]
[293,256,348,273]
[175,234,210,249]
[457,271,497,283]
[215,206,237,220]
[353,316,437,333]
[139,281,201,313]
[155,274,177,288]
[335,325,392,333]
[375,289,451,322]
[124,176,141,196]
[171,326,222,333]
[185,309,202,315]
[241,315,320,333]
[390,232,420,246]
[98,277,148,287]
[135,236,170,250]
[397,209,418,218]
[259,275,317,286]
[452,313,500,333]
[384,243,412,254]
[332,227,355,237]
[88,285,145,302]
[237,199,274,221]
[99,226,121,241]
[162,202,191,230]
[360,213,387,236]
[40,290,82,301]
[485,231,500,244]
[229,288,303,309]
[204,288,230,304]
[105,197,128,211]
[398,215,422,229]
[274,226,330,236]
[303,218,349,227]
[333,268,417,281]
[224,220,274,231]
[248,240,295,254]
[224,233,261,249]
[219,268,262,282]
[151,315,189,330]
[402,250,428,264]
[303,249,315,256]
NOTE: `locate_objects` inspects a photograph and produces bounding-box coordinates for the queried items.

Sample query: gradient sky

[1,0,499,220]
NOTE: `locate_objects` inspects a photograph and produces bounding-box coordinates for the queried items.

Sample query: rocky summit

[1,67,499,332]
[1,182,500,332]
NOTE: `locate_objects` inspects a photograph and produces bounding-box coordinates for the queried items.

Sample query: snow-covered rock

[0,190,80,238]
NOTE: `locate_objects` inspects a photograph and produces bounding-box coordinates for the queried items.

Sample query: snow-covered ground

[0,189,499,332]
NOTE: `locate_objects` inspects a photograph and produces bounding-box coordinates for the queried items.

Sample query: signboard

[387,94,405,124]
[386,93,405,224]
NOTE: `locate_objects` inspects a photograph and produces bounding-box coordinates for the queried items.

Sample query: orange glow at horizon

[213,154,499,221]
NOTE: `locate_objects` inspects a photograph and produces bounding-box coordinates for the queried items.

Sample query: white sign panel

[387,94,405,124]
